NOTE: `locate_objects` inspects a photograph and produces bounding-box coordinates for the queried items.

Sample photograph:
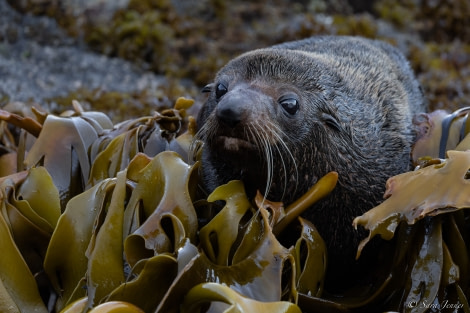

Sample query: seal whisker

[263,129,275,201]
[260,125,274,200]
[271,134,289,200]
[193,118,213,142]
[266,119,299,197]
[190,119,219,156]
[248,123,273,201]
[189,122,211,162]
[252,119,284,200]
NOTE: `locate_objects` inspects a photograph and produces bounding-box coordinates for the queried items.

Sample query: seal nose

[216,99,242,127]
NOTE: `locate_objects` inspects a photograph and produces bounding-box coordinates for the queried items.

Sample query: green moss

[332,14,378,38]
[46,81,200,123]
[375,0,470,43]
[374,0,416,28]
[0,93,10,106]
[408,42,470,111]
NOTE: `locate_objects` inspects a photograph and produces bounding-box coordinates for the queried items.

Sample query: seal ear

[202,83,214,93]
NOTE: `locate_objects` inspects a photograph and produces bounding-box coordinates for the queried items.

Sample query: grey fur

[196,36,426,289]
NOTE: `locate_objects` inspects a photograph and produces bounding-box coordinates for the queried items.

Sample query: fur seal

[195,36,427,291]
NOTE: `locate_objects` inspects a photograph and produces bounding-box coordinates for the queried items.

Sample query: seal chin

[216,136,256,151]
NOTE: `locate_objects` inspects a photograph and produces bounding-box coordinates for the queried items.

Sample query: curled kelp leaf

[0,107,43,175]
[198,180,252,266]
[443,213,469,287]
[87,114,170,186]
[174,97,195,111]
[254,192,328,299]
[24,114,99,209]
[85,171,127,309]
[0,168,60,309]
[254,191,286,228]
[88,125,144,187]
[156,186,297,312]
[70,100,114,131]
[432,215,469,309]
[3,168,59,247]
[88,98,195,187]
[62,298,146,313]
[169,115,197,164]
[441,242,461,294]
[106,254,178,312]
[274,172,338,235]
[1,167,60,302]
[44,178,118,311]
[0,184,48,313]
[403,218,443,313]
[124,151,198,267]
[14,167,61,231]
[294,217,326,298]
[88,301,145,313]
[60,297,88,313]
[253,192,327,298]
[181,283,302,313]
[0,108,42,138]
[353,150,470,257]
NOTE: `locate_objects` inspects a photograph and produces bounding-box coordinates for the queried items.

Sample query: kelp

[0,99,469,313]
[156,180,298,312]
[180,283,301,313]
[61,298,145,313]
[352,151,470,311]
[353,150,470,256]
[0,170,50,313]
[155,179,331,313]
[412,107,470,162]
[24,113,106,208]
[43,150,199,311]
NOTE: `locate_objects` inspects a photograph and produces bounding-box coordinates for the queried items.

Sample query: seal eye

[279,96,299,115]
[215,83,228,100]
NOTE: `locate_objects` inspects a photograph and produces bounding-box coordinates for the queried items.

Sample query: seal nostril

[216,106,241,127]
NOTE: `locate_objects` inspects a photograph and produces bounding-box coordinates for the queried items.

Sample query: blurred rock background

[1,0,469,121]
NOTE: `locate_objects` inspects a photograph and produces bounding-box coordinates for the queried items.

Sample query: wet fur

[195,36,426,290]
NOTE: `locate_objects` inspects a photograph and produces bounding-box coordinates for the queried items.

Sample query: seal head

[196,36,426,290]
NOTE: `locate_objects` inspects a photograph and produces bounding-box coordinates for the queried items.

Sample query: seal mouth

[216,136,257,152]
